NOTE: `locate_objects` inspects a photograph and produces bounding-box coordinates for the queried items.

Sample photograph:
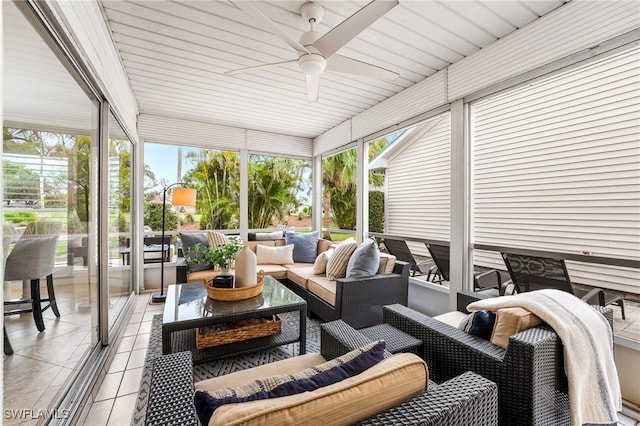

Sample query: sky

[144,143,197,188]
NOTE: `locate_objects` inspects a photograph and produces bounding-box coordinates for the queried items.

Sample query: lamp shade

[171,187,196,207]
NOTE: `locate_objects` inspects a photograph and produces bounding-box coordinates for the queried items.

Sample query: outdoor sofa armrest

[457,290,491,313]
[145,351,197,426]
[358,371,498,426]
[334,260,409,329]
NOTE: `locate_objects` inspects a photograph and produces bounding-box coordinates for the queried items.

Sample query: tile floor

[84,293,163,425]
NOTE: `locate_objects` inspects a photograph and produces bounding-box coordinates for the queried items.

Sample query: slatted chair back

[383,238,423,276]
[425,243,450,281]
[501,252,574,294]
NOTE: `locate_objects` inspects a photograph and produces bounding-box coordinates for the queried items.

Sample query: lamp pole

[151,182,195,303]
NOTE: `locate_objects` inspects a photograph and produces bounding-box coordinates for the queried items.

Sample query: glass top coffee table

[162,275,307,364]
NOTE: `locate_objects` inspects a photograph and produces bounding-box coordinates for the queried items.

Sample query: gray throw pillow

[346,238,380,279]
[179,232,213,272]
[284,231,319,263]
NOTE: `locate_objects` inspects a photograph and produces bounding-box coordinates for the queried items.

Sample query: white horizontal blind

[472,47,640,294]
[386,113,451,257]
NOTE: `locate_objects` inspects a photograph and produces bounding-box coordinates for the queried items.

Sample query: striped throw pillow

[326,238,358,280]
[207,231,229,249]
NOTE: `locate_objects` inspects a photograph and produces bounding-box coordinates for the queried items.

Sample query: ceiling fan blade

[233,1,310,54]
[225,60,297,76]
[305,74,320,103]
[313,0,399,58]
[326,54,398,80]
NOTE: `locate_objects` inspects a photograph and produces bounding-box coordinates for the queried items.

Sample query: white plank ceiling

[4,1,567,139]
[101,0,567,138]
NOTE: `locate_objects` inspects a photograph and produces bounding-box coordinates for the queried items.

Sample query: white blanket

[468,289,621,426]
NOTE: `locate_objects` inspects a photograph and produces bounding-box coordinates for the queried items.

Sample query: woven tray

[205,270,265,301]
[196,315,282,349]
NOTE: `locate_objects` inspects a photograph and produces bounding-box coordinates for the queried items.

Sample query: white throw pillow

[326,238,358,280]
[256,244,294,265]
[313,249,334,275]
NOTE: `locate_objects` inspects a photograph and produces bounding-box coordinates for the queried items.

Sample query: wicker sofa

[176,234,410,329]
[379,293,614,426]
[145,319,498,426]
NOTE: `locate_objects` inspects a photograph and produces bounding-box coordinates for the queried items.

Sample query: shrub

[369,191,384,233]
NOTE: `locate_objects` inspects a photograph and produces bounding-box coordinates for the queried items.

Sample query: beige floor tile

[107,393,138,426]
[122,322,140,337]
[126,348,147,370]
[107,352,130,374]
[133,333,150,351]
[95,371,124,402]
[117,367,143,397]
[137,321,152,334]
[129,312,144,324]
[116,335,136,353]
[86,399,114,426]
[142,311,159,322]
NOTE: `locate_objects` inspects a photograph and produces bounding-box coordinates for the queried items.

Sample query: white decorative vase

[234,245,257,288]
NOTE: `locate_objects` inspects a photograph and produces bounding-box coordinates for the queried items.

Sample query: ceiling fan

[227,0,399,102]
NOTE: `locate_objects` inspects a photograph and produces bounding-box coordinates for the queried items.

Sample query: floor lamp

[151,183,196,303]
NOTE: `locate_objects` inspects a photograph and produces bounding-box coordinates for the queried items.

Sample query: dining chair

[4,233,61,332]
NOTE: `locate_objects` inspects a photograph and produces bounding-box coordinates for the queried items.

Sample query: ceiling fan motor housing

[300,2,324,24]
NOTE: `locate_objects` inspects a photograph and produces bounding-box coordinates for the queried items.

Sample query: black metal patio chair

[382,238,434,277]
[501,252,625,319]
[425,243,502,291]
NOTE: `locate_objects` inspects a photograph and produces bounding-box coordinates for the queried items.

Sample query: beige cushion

[245,240,278,253]
[197,354,327,392]
[255,264,288,280]
[285,265,315,289]
[326,238,358,280]
[207,231,229,248]
[256,244,294,265]
[378,253,396,275]
[490,307,542,348]
[434,311,468,328]
[207,353,428,426]
[313,249,333,274]
[255,231,284,240]
[307,276,337,306]
[317,239,333,254]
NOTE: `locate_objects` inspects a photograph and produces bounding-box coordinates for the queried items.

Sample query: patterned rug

[132,312,321,425]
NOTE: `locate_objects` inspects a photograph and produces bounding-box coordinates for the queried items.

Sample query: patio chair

[501,252,625,319]
[425,243,501,291]
[383,238,434,277]
[382,295,614,426]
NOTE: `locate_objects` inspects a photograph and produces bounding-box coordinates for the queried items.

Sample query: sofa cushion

[206,352,428,426]
[180,232,213,272]
[326,238,358,280]
[317,238,333,254]
[285,231,320,263]
[378,253,397,275]
[251,230,284,241]
[285,264,316,289]
[346,238,380,279]
[256,244,294,265]
[307,276,337,306]
[256,264,288,280]
[194,340,386,425]
[491,307,542,348]
[313,249,333,275]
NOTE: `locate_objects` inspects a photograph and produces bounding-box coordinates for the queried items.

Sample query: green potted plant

[187,237,243,272]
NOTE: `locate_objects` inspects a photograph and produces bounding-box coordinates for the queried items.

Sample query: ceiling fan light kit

[230,0,399,103]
